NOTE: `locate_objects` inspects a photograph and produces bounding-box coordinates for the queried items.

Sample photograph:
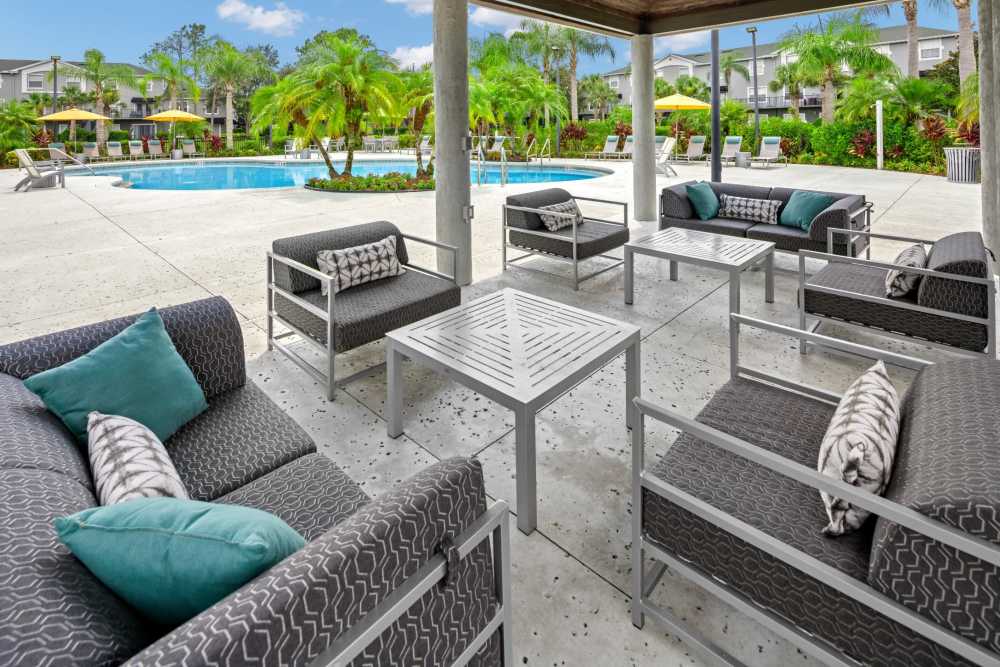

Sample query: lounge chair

[586,135,620,159]
[752,136,788,168]
[718,135,743,165]
[408,134,432,155]
[656,137,678,176]
[128,140,146,160]
[180,138,202,158]
[106,141,125,161]
[620,135,636,160]
[382,135,399,152]
[81,142,101,162]
[363,135,380,152]
[332,136,346,151]
[147,139,164,159]
[487,135,508,156]
[675,135,707,161]
[13,148,65,192]
[283,139,298,157]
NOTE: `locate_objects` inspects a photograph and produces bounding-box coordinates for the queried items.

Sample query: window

[27,73,44,90]
[920,39,943,60]
[755,61,765,76]
[608,78,619,89]
[874,44,891,56]
[784,52,798,64]
[145,80,155,96]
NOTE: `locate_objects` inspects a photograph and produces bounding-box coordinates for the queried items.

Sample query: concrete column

[710,30,722,183]
[631,34,656,222]
[979,0,999,260]
[433,0,472,285]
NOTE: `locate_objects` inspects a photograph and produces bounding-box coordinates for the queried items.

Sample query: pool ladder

[473,140,509,187]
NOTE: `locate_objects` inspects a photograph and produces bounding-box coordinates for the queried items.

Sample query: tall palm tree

[59,84,95,142]
[768,62,811,116]
[558,27,615,120]
[920,0,975,83]
[142,52,200,111]
[206,42,273,148]
[470,33,526,77]
[719,51,751,98]
[675,74,710,101]
[581,74,618,119]
[77,49,137,144]
[401,67,434,177]
[862,1,919,77]
[26,92,52,116]
[252,75,340,176]
[513,21,564,82]
[781,15,895,122]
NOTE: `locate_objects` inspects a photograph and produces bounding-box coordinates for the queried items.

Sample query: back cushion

[769,187,851,219]
[917,231,990,319]
[272,221,408,294]
[506,188,574,231]
[869,359,1000,653]
[711,183,771,204]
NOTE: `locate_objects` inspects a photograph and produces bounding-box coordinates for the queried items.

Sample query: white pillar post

[979,0,999,260]
[433,0,472,285]
[875,100,884,170]
[631,34,656,222]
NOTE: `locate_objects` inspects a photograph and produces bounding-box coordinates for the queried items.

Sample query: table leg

[729,270,741,314]
[669,259,678,282]
[624,247,634,305]
[625,338,641,431]
[386,342,404,438]
[515,406,537,535]
[764,252,774,304]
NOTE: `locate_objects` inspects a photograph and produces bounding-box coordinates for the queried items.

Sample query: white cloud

[385,0,434,15]
[216,0,305,36]
[654,30,710,55]
[392,43,434,69]
[469,7,525,36]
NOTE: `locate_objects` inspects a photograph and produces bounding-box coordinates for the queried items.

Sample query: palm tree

[26,92,52,116]
[925,0,976,83]
[59,84,95,142]
[675,74,710,101]
[513,21,564,82]
[470,33,526,76]
[252,75,340,176]
[558,27,615,120]
[580,74,618,119]
[654,78,676,99]
[142,52,200,111]
[863,1,919,77]
[957,72,979,124]
[77,48,137,144]
[206,42,273,148]
[719,51,750,98]
[0,100,38,153]
[401,67,434,177]
[768,62,811,116]
[781,15,895,123]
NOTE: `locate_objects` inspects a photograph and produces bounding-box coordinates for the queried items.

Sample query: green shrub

[108,130,130,142]
[306,172,434,192]
[758,117,814,157]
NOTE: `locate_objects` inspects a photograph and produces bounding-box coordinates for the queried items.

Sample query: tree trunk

[315,133,338,179]
[569,49,579,121]
[821,76,835,123]
[956,0,977,83]
[69,120,77,143]
[791,92,801,117]
[413,103,428,177]
[904,1,920,77]
[225,85,234,149]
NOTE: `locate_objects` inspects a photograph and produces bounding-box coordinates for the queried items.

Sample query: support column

[979,0,999,260]
[710,30,722,183]
[433,0,472,285]
[631,34,656,222]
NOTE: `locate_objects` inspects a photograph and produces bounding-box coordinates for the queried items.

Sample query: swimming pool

[75,159,609,190]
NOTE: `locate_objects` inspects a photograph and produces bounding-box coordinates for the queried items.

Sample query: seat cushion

[804,262,989,352]
[643,378,968,667]
[661,216,755,238]
[217,453,370,541]
[509,219,629,260]
[273,270,461,351]
[165,381,316,501]
[746,221,811,250]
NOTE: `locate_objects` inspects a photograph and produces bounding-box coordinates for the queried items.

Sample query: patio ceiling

[474,0,888,36]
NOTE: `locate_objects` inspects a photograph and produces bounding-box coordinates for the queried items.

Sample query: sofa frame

[267,232,458,400]
[630,313,1000,667]
[502,196,629,290]
[800,227,998,358]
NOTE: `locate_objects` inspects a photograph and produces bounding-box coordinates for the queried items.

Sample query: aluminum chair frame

[12,148,65,192]
[585,135,620,160]
[631,313,1000,667]
[674,135,707,162]
[750,136,788,168]
[502,196,629,290]
[266,234,459,400]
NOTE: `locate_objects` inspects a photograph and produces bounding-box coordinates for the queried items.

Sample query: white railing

[48,147,97,175]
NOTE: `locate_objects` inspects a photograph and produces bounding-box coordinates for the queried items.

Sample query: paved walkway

[0,156,983,665]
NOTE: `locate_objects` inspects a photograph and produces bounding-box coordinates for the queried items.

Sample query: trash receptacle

[735,151,751,168]
[944,147,981,183]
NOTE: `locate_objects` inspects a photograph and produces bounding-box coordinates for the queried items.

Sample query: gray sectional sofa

[0,296,510,666]
[659,181,872,257]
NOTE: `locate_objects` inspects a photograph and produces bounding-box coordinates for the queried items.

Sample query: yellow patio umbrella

[37,108,111,148]
[654,94,711,157]
[144,110,206,152]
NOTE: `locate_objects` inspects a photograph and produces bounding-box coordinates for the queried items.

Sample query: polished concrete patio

[0,156,984,665]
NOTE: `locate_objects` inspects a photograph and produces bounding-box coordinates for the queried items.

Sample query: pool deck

[0,153,985,665]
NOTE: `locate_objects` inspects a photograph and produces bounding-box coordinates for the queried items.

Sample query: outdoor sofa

[660,180,873,257]
[502,187,630,290]
[268,221,460,400]
[632,314,1000,667]
[0,296,511,666]
[801,230,997,357]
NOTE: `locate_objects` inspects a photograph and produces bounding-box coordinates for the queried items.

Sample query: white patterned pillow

[538,200,583,232]
[87,412,189,506]
[817,361,900,536]
[884,243,927,298]
[718,194,781,224]
[316,235,405,296]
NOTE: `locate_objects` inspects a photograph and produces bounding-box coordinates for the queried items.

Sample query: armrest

[127,458,503,667]
[401,233,458,284]
[572,196,628,226]
[808,195,867,243]
[800,250,995,288]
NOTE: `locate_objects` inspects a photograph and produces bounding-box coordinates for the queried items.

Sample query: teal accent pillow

[54,498,306,625]
[686,182,719,220]
[779,190,835,231]
[24,309,208,443]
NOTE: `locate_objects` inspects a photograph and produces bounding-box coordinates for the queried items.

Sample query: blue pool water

[76,159,607,190]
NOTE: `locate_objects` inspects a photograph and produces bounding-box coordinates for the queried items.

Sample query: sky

[2,0,971,76]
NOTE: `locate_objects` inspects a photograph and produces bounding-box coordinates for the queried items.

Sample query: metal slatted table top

[626,228,774,270]
[386,288,640,408]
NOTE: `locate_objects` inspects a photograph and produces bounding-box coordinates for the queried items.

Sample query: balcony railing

[732,95,822,109]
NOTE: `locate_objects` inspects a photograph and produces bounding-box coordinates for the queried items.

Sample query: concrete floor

[0,156,984,665]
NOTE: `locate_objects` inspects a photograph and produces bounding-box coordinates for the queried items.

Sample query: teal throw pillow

[686,182,720,220]
[24,309,208,443]
[54,497,306,626]
[779,190,836,231]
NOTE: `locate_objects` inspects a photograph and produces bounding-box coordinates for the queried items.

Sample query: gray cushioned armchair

[268,221,461,399]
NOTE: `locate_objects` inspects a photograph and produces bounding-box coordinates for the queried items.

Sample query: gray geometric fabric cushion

[718,194,780,224]
[88,412,188,505]
[817,361,900,536]
[885,243,927,298]
[916,231,990,319]
[317,235,405,296]
[537,199,583,232]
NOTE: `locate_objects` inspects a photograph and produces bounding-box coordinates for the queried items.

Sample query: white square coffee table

[385,288,641,535]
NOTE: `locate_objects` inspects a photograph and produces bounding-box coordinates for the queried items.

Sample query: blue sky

[3,0,969,76]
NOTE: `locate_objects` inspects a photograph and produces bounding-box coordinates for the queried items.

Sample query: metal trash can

[735,151,751,168]
[944,147,981,183]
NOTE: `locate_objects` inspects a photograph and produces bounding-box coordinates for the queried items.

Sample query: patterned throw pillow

[817,361,900,536]
[718,194,781,224]
[538,199,584,232]
[88,412,188,506]
[316,235,405,296]
[884,243,927,298]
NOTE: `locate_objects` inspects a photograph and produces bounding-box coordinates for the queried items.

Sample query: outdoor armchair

[12,148,64,192]
[267,221,460,400]
[502,187,629,290]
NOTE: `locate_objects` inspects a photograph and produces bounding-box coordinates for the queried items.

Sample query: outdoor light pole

[747,27,760,150]
[553,45,562,157]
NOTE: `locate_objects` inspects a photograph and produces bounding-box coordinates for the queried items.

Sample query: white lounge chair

[675,135,707,162]
[284,139,298,157]
[718,135,743,165]
[147,139,165,159]
[656,137,678,176]
[128,140,146,160]
[180,139,202,158]
[332,137,346,151]
[363,135,380,152]
[487,135,508,156]
[620,135,636,159]
[408,135,431,155]
[382,135,399,152]
[13,149,65,192]
[586,135,620,159]
[81,142,101,162]
[751,136,788,168]
[106,142,126,161]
